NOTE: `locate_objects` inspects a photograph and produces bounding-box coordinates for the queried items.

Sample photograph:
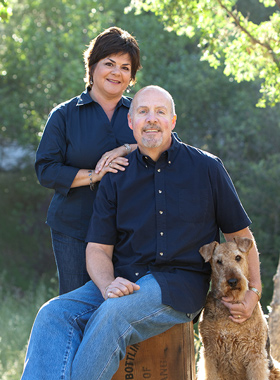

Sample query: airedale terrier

[197,236,280,380]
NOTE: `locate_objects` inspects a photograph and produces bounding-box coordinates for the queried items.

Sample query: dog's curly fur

[197,236,280,380]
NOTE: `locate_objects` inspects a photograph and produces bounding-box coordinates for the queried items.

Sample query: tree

[128,0,280,107]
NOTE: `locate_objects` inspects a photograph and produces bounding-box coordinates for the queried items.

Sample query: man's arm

[222,227,262,323]
[86,242,140,299]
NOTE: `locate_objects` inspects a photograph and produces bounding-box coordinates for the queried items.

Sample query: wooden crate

[112,322,195,380]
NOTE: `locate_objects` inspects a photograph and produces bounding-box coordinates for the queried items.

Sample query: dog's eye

[235,255,242,262]
[217,259,223,265]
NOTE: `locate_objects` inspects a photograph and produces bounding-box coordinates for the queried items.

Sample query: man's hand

[221,289,259,323]
[104,277,140,300]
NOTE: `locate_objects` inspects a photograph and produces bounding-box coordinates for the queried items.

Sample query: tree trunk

[269,256,280,361]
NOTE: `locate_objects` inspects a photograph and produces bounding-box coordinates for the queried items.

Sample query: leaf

[129,0,280,107]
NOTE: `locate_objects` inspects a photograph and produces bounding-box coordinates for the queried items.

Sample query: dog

[197,236,280,380]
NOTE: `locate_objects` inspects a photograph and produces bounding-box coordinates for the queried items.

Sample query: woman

[35,27,141,294]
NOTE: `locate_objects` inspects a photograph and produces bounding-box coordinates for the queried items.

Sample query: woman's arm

[71,155,129,189]
[35,110,79,196]
[94,144,137,174]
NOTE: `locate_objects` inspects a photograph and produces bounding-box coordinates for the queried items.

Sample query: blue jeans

[51,229,90,294]
[21,274,199,380]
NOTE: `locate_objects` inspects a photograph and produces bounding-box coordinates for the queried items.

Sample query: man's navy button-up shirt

[86,135,251,314]
[35,89,136,240]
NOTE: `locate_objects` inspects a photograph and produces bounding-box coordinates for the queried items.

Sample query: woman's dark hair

[84,27,141,88]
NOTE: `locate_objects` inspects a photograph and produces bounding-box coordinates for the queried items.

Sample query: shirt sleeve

[35,107,79,196]
[86,174,118,245]
[210,157,251,233]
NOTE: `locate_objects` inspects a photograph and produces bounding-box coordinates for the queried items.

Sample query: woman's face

[91,53,132,100]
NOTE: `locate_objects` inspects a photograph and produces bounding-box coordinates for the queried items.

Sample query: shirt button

[158,190,162,194]
[159,210,163,214]
[159,252,164,256]
[157,169,161,172]
[168,161,171,164]
[135,273,139,276]
[160,232,164,236]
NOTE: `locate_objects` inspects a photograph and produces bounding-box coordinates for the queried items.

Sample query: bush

[0,166,56,290]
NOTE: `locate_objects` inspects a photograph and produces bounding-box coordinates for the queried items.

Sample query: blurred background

[0,0,279,377]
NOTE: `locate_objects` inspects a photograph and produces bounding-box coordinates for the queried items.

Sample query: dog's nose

[228,278,238,288]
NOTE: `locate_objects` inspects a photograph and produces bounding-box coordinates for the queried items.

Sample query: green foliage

[0,0,12,22]
[259,0,277,7]
[129,0,280,107]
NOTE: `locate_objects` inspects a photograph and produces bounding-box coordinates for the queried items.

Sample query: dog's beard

[214,275,248,302]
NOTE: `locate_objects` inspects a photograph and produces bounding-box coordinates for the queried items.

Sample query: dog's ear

[233,236,253,253]
[199,241,219,262]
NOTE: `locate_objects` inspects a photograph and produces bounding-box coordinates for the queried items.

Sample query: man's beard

[141,125,162,148]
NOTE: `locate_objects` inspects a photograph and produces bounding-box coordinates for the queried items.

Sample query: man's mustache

[142,125,161,132]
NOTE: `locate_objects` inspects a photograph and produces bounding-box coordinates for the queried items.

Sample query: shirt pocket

[178,188,208,223]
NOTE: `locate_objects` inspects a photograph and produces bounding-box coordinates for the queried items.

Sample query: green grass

[0,277,57,379]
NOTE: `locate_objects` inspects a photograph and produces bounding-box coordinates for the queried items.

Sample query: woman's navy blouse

[35,89,136,240]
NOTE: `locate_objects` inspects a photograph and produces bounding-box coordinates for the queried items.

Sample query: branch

[217,0,280,69]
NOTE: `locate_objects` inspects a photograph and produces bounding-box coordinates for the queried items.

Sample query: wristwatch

[124,143,131,153]
[249,286,261,301]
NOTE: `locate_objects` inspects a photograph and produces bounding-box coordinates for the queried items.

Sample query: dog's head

[199,237,253,301]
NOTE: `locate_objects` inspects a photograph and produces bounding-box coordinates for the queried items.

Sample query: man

[21,86,261,380]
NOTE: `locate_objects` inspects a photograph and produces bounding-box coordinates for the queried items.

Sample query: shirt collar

[136,132,182,167]
[119,96,132,108]
[76,88,132,108]
[76,88,94,106]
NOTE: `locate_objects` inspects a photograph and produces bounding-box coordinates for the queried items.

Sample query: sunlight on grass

[0,276,57,379]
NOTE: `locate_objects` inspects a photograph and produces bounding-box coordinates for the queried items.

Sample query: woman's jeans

[21,274,199,380]
[51,229,90,294]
